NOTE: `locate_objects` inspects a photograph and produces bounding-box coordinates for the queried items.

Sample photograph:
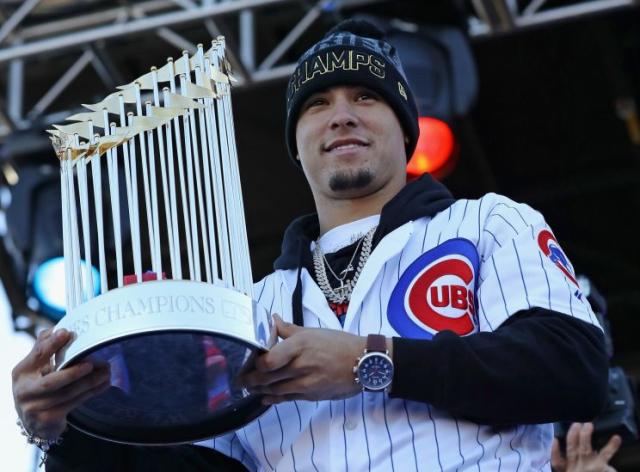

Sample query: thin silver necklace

[312,226,376,304]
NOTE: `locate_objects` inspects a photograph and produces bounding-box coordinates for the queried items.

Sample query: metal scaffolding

[0,0,638,139]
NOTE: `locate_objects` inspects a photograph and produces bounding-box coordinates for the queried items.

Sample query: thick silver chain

[312,226,376,304]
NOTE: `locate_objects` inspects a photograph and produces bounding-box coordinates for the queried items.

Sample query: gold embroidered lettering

[370,58,386,79]
[327,51,347,72]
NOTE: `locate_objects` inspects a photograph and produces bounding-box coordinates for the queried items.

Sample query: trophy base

[54,280,273,445]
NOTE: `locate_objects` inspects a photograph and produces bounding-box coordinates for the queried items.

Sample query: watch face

[358,353,394,391]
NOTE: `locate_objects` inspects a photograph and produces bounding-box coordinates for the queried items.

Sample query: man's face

[295,85,407,201]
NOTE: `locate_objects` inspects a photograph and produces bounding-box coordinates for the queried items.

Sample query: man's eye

[357,93,375,101]
[306,98,326,108]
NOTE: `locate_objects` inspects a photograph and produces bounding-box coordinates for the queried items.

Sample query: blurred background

[1,0,639,469]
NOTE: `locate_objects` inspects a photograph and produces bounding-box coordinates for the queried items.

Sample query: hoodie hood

[274,173,455,271]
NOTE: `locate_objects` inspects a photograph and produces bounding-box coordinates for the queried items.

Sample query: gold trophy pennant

[48,130,68,159]
[172,54,190,76]
[182,80,216,100]
[164,92,204,110]
[116,70,154,91]
[147,105,186,120]
[66,111,109,128]
[210,68,229,85]
[53,122,93,141]
[110,125,139,140]
[83,88,137,114]
[193,70,218,97]
[189,54,200,70]
[69,142,91,161]
[95,134,127,156]
[130,115,171,131]
[155,60,176,83]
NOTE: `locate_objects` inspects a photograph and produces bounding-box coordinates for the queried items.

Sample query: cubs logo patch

[388,239,479,339]
[537,229,579,287]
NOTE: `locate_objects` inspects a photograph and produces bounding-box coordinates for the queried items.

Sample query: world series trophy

[47,38,274,445]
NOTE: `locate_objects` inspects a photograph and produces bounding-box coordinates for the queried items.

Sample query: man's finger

[57,376,112,417]
[262,393,305,405]
[565,422,581,463]
[598,434,622,463]
[26,362,97,399]
[254,337,301,373]
[241,366,296,389]
[31,366,111,409]
[578,422,594,455]
[37,327,54,341]
[23,330,73,370]
[273,314,302,340]
[252,378,307,398]
[551,438,567,472]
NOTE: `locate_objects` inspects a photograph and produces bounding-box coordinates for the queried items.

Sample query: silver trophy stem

[119,100,143,283]
[209,57,237,289]
[209,43,250,294]
[143,102,163,280]
[193,62,219,284]
[151,69,177,279]
[106,121,124,288]
[160,87,183,280]
[90,143,108,294]
[166,90,195,280]
[202,57,232,285]
[65,155,83,305]
[60,154,72,308]
[76,157,94,300]
[125,112,143,283]
[215,41,253,296]
[179,73,202,282]
[180,53,212,284]
[134,84,158,274]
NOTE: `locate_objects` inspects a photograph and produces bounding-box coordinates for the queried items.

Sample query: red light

[407,117,455,179]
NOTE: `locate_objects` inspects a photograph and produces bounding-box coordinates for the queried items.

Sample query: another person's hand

[12,328,111,440]
[241,315,372,404]
[551,422,622,472]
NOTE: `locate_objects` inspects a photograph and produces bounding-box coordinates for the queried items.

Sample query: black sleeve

[389,308,608,426]
[46,427,248,472]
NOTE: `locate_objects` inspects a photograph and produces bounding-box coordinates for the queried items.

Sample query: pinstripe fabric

[200,193,596,471]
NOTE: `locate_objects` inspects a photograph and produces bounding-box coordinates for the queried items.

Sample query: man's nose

[329,101,358,129]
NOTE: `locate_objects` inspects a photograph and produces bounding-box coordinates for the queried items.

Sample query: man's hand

[12,328,111,440]
[241,315,370,405]
[551,422,622,472]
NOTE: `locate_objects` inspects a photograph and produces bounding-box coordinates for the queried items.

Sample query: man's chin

[328,169,374,193]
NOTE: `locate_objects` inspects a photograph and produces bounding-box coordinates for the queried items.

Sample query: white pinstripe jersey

[199,193,600,472]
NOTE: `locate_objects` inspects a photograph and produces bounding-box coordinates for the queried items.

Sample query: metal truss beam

[0,0,295,64]
[469,0,639,36]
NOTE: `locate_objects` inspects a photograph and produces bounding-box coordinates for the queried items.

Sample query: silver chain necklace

[312,226,376,304]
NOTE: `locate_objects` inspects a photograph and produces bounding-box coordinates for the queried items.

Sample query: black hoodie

[274,173,608,425]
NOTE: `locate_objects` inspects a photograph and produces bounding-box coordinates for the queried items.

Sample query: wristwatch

[354,334,394,392]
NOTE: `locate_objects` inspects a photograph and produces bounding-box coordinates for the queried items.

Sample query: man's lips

[323,138,370,153]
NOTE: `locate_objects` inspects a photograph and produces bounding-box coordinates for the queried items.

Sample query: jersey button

[345,421,357,431]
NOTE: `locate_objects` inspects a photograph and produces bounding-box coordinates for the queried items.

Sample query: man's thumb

[273,314,301,339]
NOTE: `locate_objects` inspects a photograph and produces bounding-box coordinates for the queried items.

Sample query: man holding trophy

[12,19,608,471]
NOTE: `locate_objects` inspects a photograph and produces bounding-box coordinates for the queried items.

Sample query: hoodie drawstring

[292,238,305,326]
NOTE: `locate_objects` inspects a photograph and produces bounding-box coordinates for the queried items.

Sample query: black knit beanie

[285,19,420,164]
